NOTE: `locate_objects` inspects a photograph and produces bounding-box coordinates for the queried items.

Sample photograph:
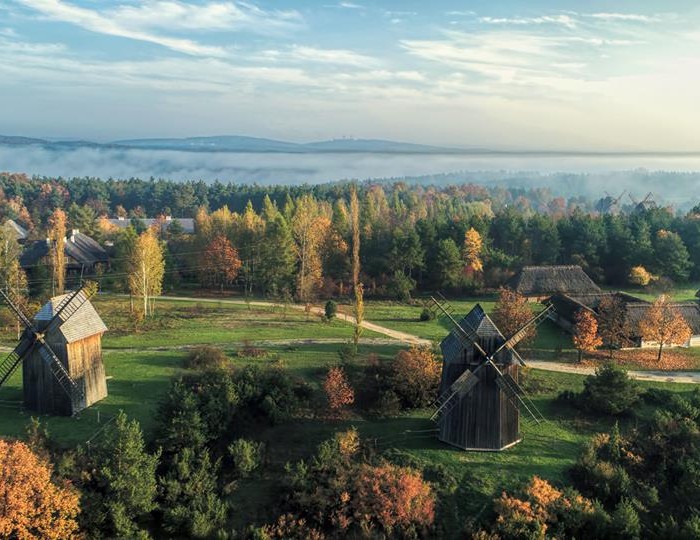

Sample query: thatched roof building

[507,265,600,300]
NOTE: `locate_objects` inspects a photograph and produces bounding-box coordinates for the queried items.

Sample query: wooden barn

[507,265,601,301]
[438,305,520,451]
[23,292,108,415]
[549,292,700,348]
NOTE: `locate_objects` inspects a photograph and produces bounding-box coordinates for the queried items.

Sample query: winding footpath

[150,295,700,385]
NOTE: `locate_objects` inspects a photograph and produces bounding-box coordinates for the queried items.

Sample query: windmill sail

[0,339,35,388]
[430,367,480,422]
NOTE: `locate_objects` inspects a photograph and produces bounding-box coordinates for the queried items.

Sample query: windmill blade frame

[430,296,491,359]
[490,304,553,361]
[0,339,36,388]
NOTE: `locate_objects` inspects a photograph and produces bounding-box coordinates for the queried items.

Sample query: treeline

[2,173,699,300]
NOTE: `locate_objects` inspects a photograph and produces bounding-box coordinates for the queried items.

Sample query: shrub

[579,364,640,416]
[185,346,228,370]
[389,347,441,409]
[228,439,264,478]
[324,300,337,321]
[389,271,416,302]
[419,307,435,321]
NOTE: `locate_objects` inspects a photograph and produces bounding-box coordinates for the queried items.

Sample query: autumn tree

[597,295,631,358]
[351,462,435,535]
[572,309,603,363]
[638,295,692,362]
[323,366,354,416]
[202,235,242,290]
[492,288,536,346]
[350,186,363,347]
[49,208,67,294]
[291,195,327,303]
[128,228,165,317]
[463,227,484,274]
[628,266,653,287]
[0,439,80,539]
[390,347,441,408]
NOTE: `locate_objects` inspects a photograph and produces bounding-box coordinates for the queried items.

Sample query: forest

[0,172,697,301]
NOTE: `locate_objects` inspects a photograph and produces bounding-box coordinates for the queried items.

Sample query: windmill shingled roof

[508,265,601,297]
[441,304,509,364]
[35,292,108,344]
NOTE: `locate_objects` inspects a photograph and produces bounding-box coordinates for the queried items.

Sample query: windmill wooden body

[0,284,108,416]
[429,297,551,451]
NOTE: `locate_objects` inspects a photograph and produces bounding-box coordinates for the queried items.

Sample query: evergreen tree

[434,238,463,289]
[159,448,227,539]
[653,229,691,282]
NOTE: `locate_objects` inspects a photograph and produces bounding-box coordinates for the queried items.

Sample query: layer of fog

[1,144,699,209]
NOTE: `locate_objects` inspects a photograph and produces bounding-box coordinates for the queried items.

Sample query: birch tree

[128,229,165,317]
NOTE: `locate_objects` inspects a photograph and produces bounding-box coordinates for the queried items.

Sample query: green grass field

[1,292,699,533]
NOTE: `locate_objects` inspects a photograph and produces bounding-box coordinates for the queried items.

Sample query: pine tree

[93,411,160,538]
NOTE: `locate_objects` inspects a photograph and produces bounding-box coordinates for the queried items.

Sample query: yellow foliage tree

[291,195,326,303]
[49,208,67,294]
[628,266,653,287]
[638,295,693,362]
[0,439,80,539]
[463,227,484,274]
[128,229,165,318]
[350,187,363,347]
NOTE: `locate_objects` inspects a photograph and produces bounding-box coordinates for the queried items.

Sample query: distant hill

[0,134,463,154]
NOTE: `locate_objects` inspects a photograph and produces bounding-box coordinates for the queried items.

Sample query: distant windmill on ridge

[595,191,626,214]
[0,283,108,416]
[427,294,552,451]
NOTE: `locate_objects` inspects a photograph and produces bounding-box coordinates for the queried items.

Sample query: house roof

[441,304,513,365]
[3,219,28,241]
[508,265,601,297]
[107,217,195,234]
[550,292,700,336]
[35,291,108,344]
[20,231,108,268]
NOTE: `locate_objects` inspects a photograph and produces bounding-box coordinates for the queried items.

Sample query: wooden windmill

[0,283,108,416]
[428,296,552,451]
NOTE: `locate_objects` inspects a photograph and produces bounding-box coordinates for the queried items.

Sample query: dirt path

[136,295,699,384]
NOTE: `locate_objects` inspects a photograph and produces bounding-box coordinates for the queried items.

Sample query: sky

[1,0,699,151]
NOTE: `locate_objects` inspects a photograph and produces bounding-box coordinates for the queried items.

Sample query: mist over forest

[1,143,699,212]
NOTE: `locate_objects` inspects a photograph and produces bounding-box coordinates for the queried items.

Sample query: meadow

[0,293,699,529]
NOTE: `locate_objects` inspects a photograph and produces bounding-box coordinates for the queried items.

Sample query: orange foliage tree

[572,309,603,363]
[351,462,435,536]
[202,235,242,290]
[0,439,80,539]
[391,346,441,408]
[638,295,693,362]
[492,288,536,345]
[323,366,354,416]
[492,476,599,539]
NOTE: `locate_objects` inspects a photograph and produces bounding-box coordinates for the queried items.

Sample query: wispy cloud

[262,45,377,68]
[15,0,302,56]
[338,2,363,10]
[479,15,576,29]
[589,12,659,22]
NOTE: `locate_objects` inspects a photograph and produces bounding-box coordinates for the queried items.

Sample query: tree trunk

[658,342,664,363]
[578,349,582,363]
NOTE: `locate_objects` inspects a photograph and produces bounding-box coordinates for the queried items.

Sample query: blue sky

[1,0,699,150]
